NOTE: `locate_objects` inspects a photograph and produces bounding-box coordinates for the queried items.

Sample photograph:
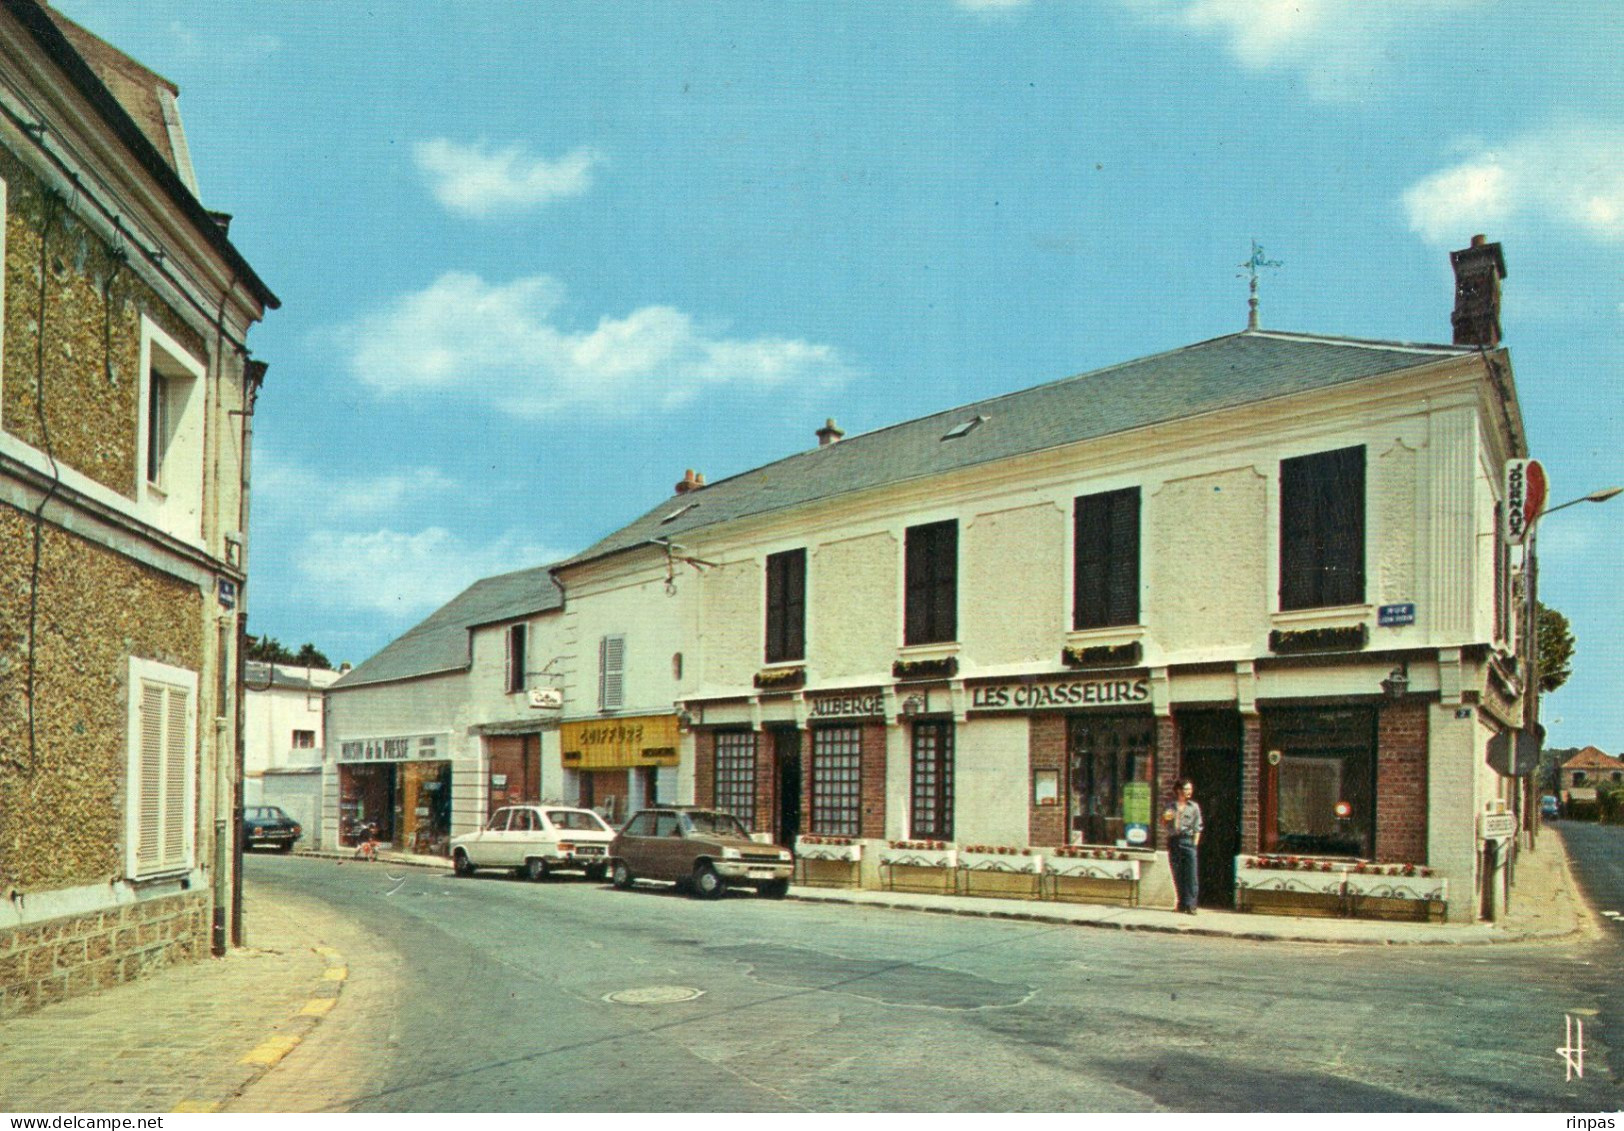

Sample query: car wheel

[525,857,550,882]
[453,849,475,877]
[585,863,608,883]
[692,862,726,900]
[611,860,634,890]
[757,878,789,900]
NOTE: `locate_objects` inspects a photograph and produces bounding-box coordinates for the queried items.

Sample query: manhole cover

[603,985,705,1005]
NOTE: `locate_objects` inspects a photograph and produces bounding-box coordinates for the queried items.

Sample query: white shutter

[162,688,189,870]
[599,635,625,710]
[136,684,164,874]
[130,667,196,878]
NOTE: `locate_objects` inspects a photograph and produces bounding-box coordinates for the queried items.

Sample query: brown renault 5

[609,806,793,899]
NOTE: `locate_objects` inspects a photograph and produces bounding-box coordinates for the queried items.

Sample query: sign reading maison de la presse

[339,735,442,762]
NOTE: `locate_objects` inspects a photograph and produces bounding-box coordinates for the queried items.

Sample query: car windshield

[546,809,611,833]
[680,811,749,838]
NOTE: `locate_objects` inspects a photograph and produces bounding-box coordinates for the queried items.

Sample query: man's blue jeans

[1171,838,1199,911]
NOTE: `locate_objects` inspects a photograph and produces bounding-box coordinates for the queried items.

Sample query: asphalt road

[239,847,1620,1113]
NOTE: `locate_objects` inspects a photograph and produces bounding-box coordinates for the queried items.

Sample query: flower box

[1343,871,1448,923]
[880,842,957,893]
[1234,856,1447,919]
[796,857,861,889]
[959,847,1044,874]
[958,847,1044,899]
[794,835,862,863]
[1043,849,1142,906]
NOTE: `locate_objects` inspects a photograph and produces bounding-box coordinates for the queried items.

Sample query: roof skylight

[941,415,987,440]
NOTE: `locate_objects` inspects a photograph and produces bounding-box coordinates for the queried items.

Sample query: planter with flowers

[1234,855,1351,917]
[793,835,863,888]
[1342,862,1448,922]
[1045,845,1142,906]
[958,844,1045,899]
[879,840,958,893]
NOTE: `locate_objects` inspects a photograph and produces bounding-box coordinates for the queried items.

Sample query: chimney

[816,417,845,447]
[1450,234,1507,348]
[206,210,233,235]
[674,468,703,495]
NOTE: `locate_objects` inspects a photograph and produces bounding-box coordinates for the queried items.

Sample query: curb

[294,848,452,871]
[170,937,351,1112]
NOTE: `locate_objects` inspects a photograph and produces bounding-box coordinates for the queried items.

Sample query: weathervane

[1239,239,1283,330]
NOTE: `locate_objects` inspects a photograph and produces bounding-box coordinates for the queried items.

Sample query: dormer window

[941,415,986,441]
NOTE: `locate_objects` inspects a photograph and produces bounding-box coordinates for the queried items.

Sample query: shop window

[765,548,806,663]
[905,520,958,645]
[810,726,862,837]
[125,658,198,879]
[292,729,315,748]
[599,634,625,710]
[909,721,954,840]
[1068,714,1155,847]
[1266,707,1375,858]
[1280,445,1365,610]
[714,731,758,827]
[506,622,528,694]
[1074,487,1140,629]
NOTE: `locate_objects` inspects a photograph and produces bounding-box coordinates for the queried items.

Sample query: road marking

[171,1101,219,1113]
[323,966,348,981]
[299,998,337,1016]
[239,1034,301,1067]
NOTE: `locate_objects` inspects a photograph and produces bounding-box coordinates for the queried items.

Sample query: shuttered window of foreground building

[1279,446,1365,610]
[904,520,958,645]
[599,634,625,710]
[127,659,198,879]
[765,548,806,663]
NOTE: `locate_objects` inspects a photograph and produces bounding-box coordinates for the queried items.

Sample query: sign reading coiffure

[970,676,1150,712]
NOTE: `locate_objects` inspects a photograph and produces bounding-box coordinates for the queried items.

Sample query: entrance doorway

[1178,711,1242,909]
[773,728,802,847]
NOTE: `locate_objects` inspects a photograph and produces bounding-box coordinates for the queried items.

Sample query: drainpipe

[230,358,267,947]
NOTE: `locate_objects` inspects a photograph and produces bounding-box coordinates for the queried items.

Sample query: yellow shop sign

[560,715,680,770]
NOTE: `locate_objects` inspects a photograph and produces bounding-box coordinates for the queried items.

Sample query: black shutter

[766,549,806,663]
[1281,446,1364,610]
[906,521,957,644]
[1106,488,1140,625]
[1074,488,1139,629]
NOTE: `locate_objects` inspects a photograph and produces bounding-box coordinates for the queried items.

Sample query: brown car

[609,807,793,899]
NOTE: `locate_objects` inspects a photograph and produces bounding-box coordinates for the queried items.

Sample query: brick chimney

[816,417,845,447]
[1450,234,1507,348]
[674,468,705,495]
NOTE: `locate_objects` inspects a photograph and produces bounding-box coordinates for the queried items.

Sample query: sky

[53,1,1624,751]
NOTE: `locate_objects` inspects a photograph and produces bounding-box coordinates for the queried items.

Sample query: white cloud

[296,527,565,619]
[1403,125,1624,245]
[343,271,854,415]
[413,139,602,217]
[255,451,456,520]
[1117,0,1478,100]
[954,0,1032,10]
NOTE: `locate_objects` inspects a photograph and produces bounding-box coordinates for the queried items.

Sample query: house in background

[243,661,342,849]
[0,1,276,1016]
[1559,746,1624,806]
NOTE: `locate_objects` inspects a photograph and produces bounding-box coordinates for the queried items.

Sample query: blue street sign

[1378,603,1415,627]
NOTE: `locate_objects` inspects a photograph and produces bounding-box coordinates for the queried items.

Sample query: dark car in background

[609,806,792,899]
[243,806,301,852]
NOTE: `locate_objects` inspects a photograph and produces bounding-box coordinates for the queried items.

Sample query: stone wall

[0,893,209,1018]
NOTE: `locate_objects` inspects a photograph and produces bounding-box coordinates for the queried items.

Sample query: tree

[1537,602,1574,694]
[292,642,333,669]
[245,633,332,670]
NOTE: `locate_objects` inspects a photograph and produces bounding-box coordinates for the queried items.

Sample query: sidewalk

[311,823,1593,946]
[0,883,356,1114]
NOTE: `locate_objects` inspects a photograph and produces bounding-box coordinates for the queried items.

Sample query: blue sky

[55,1,1624,750]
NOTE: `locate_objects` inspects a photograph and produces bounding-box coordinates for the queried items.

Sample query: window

[653,812,683,837]
[714,731,758,827]
[1067,714,1156,846]
[598,634,625,710]
[125,658,198,879]
[1572,771,1587,785]
[292,729,315,748]
[909,721,954,840]
[765,549,806,663]
[485,810,510,832]
[509,809,535,832]
[1266,707,1376,858]
[623,811,656,837]
[1280,446,1365,610]
[506,623,528,694]
[810,726,862,836]
[137,318,207,543]
[1074,487,1140,629]
[904,520,958,645]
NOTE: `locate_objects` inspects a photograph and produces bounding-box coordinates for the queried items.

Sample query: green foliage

[245,633,332,670]
[1600,785,1624,826]
[1537,602,1574,694]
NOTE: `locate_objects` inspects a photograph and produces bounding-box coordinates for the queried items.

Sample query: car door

[473,809,511,866]
[618,811,659,874]
[508,807,543,864]
[650,811,686,880]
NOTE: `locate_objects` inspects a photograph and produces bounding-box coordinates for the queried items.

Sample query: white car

[450,804,617,881]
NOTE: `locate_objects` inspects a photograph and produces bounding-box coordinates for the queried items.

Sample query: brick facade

[1240,715,1262,855]
[1028,715,1067,847]
[693,729,715,808]
[860,723,887,840]
[1376,700,1429,864]
[0,894,209,1019]
[1155,715,1180,828]
[752,733,777,836]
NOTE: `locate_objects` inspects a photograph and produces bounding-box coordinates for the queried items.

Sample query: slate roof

[331,564,563,690]
[244,661,339,693]
[559,330,1478,571]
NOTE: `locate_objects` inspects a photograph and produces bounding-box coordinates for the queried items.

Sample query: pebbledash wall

[0,2,276,1016]
[551,294,1529,922]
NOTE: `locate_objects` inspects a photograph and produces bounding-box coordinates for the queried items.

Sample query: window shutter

[137,684,164,873]
[904,530,930,644]
[1106,489,1140,625]
[600,635,625,710]
[1279,453,1319,609]
[162,688,189,869]
[1281,447,1364,609]
[905,522,957,645]
[1074,488,1138,629]
[784,550,805,660]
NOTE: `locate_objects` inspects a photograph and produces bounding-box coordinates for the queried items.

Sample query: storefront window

[810,726,862,837]
[1068,714,1155,847]
[910,721,953,840]
[1266,707,1375,858]
[714,731,758,827]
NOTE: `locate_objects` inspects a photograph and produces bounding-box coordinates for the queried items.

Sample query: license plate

[575,846,605,856]
[747,869,776,879]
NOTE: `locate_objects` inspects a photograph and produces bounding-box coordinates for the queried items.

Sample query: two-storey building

[243,660,341,847]
[554,239,1527,922]
[0,1,277,1014]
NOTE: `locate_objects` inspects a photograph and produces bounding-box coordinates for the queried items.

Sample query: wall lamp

[900,694,926,717]
[1381,664,1409,701]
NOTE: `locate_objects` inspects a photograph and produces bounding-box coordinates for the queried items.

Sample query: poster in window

[1033,769,1059,807]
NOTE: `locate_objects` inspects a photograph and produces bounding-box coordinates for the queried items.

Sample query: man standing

[1162,779,1203,914]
